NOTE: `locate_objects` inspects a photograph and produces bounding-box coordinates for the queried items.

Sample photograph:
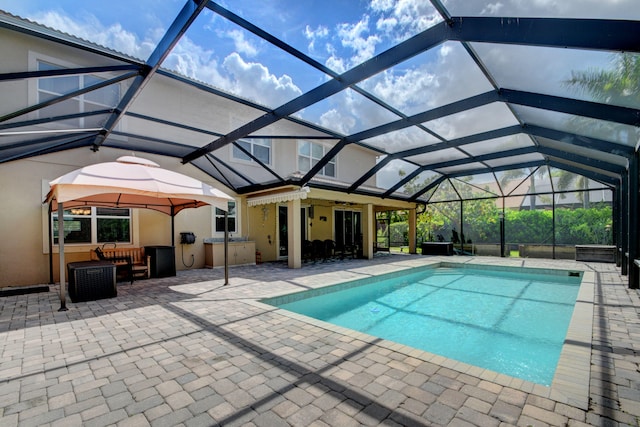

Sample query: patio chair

[312,239,325,262]
[324,240,336,261]
[302,240,313,261]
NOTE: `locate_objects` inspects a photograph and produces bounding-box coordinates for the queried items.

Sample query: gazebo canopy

[46,156,233,216]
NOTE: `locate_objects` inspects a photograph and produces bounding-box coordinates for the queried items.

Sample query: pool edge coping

[250,258,593,410]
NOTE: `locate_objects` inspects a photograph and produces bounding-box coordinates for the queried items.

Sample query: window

[214,201,237,234]
[298,141,336,177]
[52,207,131,244]
[37,60,121,127]
[232,139,271,164]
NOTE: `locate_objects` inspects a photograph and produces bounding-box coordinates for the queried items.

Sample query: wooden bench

[90,247,150,283]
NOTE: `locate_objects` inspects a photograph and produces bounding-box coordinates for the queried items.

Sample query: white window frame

[213,199,240,236]
[28,51,124,132]
[298,140,337,178]
[51,207,132,245]
[232,138,272,165]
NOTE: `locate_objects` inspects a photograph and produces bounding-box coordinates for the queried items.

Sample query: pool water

[270,266,582,385]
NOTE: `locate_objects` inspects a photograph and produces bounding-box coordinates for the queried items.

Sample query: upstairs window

[298,141,336,177]
[37,60,121,127]
[232,139,271,164]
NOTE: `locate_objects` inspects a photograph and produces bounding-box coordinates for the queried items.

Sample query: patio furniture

[324,240,336,260]
[145,245,176,278]
[67,261,116,302]
[336,243,358,259]
[421,242,454,256]
[91,247,150,283]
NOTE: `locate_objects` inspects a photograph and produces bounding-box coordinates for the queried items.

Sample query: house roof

[1,1,638,204]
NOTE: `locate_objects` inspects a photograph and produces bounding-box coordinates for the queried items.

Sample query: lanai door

[334,210,361,252]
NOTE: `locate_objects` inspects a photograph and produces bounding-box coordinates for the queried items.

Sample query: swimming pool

[264,264,582,385]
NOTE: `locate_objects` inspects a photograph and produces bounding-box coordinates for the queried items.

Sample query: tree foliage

[387,201,612,247]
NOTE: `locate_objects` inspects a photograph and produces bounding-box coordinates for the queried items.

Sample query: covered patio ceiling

[0,0,639,203]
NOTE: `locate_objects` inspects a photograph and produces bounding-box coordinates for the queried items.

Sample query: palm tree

[556,170,590,209]
[561,53,640,207]
[564,53,640,148]
[499,166,549,210]
[565,53,640,107]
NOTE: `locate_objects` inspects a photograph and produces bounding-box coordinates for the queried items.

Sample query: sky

[0,0,637,189]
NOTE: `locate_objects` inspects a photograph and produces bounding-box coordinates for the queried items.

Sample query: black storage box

[145,245,176,278]
[421,242,454,256]
[67,261,117,302]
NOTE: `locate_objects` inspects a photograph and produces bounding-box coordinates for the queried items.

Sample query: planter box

[518,244,575,260]
[474,244,503,257]
[575,245,616,263]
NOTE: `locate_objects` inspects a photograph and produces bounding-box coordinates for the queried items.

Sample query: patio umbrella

[45,155,234,310]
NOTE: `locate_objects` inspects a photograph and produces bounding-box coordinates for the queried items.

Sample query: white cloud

[337,16,381,66]
[225,29,258,58]
[372,0,441,41]
[370,0,396,11]
[480,2,504,15]
[303,24,329,52]
[319,108,355,135]
[222,52,302,106]
[442,0,640,19]
[325,53,347,74]
[163,36,230,89]
[31,11,155,60]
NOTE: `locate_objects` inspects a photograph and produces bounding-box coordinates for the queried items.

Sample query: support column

[287,198,302,269]
[622,173,629,276]
[57,203,67,311]
[362,204,374,259]
[408,208,417,254]
[613,186,621,267]
[629,152,639,288]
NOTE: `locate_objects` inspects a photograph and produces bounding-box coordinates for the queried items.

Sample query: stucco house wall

[0,21,406,287]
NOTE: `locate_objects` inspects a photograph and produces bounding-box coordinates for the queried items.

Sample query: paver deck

[1,254,638,426]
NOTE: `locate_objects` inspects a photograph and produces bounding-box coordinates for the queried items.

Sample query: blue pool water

[268,266,582,385]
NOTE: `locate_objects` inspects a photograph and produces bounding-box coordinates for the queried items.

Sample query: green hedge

[385,205,613,247]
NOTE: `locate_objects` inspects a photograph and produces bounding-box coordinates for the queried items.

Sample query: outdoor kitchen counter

[204,239,256,268]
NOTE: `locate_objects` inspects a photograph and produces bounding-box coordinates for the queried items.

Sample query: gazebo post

[224,211,229,285]
[57,202,68,311]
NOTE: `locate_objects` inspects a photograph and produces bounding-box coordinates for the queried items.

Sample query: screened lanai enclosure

[0,1,639,286]
[377,169,613,256]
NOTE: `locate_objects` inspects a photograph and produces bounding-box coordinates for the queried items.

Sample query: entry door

[278,205,287,258]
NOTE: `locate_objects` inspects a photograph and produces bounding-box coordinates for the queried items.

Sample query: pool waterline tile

[257,260,593,410]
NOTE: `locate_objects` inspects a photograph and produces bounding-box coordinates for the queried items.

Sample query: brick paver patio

[0,254,638,426]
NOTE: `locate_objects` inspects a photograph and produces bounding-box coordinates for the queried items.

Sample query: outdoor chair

[302,240,313,261]
[312,239,326,262]
[324,240,336,261]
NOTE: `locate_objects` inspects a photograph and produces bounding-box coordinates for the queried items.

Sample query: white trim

[247,187,310,207]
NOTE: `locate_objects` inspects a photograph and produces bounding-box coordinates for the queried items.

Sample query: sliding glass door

[334,210,361,253]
